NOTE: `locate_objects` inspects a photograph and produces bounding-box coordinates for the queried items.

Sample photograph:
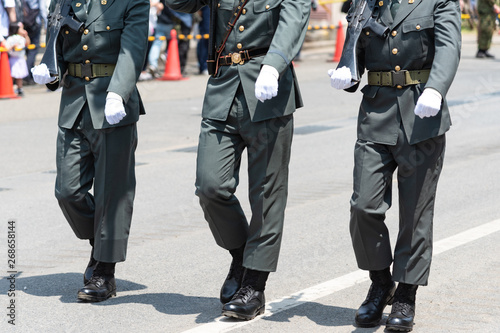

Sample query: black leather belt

[217,47,268,66]
[68,63,115,80]
[367,69,430,88]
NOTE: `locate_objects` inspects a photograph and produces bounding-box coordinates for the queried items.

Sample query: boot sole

[386,323,413,332]
[77,289,116,302]
[222,306,265,321]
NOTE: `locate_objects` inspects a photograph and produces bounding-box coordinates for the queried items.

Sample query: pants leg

[242,113,293,272]
[55,106,138,263]
[196,89,293,272]
[392,134,446,285]
[148,23,173,69]
[55,111,95,240]
[350,140,398,271]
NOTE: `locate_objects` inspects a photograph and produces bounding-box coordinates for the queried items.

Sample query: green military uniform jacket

[47,0,149,129]
[165,0,310,122]
[348,0,461,145]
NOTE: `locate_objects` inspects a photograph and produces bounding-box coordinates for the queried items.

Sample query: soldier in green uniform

[31,0,149,302]
[477,0,500,58]
[329,0,461,330]
[164,0,310,320]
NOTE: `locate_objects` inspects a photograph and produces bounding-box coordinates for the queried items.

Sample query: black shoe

[16,88,24,97]
[222,285,265,320]
[220,258,244,304]
[476,50,495,59]
[355,281,396,327]
[386,283,418,332]
[78,262,116,302]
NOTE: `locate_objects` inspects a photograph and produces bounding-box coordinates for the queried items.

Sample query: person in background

[196,5,209,75]
[5,22,30,96]
[0,0,17,39]
[22,0,47,85]
[476,0,500,58]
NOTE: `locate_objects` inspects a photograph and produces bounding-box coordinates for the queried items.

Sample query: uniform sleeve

[261,0,311,74]
[107,0,150,103]
[425,0,461,97]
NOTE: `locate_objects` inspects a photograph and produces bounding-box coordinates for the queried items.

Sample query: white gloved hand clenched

[31,63,57,84]
[414,88,442,119]
[328,66,355,90]
[255,65,279,103]
[105,92,126,125]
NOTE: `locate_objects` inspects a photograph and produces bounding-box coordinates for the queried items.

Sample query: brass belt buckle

[231,52,244,65]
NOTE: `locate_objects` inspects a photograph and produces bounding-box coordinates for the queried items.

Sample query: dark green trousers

[350,126,445,286]
[195,88,293,272]
[55,104,138,263]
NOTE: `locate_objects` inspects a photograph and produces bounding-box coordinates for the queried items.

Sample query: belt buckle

[391,70,407,87]
[81,63,93,78]
[231,52,244,65]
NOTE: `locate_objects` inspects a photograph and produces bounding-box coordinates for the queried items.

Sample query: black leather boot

[386,283,418,332]
[84,239,97,285]
[355,268,396,327]
[220,246,245,304]
[78,262,116,302]
[222,269,268,320]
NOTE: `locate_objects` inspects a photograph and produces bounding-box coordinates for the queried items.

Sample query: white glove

[414,88,442,119]
[255,65,279,103]
[31,63,57,84]
[328,66,355,89]
[105,92,126,125]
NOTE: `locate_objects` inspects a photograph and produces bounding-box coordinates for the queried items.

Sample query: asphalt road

[0,32,499,332]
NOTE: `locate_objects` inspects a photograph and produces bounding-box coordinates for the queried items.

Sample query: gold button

[237,43,242,49]
[391,30,397,37]
[101,0,107,5]
[365,31,370,36]
[85,60,90,64]
[218,3,220,7]
[85,77,90,81]
[392,48,398,55]
[379,1,383,5]
[83,29,89,35]
[396,85,402,89]
[106,26,110,30]
[395,65,401,71]
[242,8,247,14]
[416,24,421,30]
[65,30,69,35]
[266,5,270,9]
[83,45,88,51]
[76,2,81,7]
[239,25,244,32]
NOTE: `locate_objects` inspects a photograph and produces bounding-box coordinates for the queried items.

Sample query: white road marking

[182,219,500,333]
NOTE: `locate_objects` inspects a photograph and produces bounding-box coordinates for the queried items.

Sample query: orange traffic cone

[0,47,19,99]
[332,20,345,63]
[158,30,188,81]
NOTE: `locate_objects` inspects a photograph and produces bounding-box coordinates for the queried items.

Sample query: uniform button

[239,25,244,32]
[242,8,247,14]
[396,85,402,89]
[365,31,370,36]
[83,29,89,35]
[379,1,383,5]
[76,2,82,7]
[416,24,421,30]
[395,65,401,71]
[65,30,69,35]
[85,60,90,64]
[266,5,270,9]
[85,76,90,81]
[106,26,110,30]
[218,3,220,7]
[83,45,88,51]
[392,48,398,55]
[237,43,242,49]
[391,30,397,37]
